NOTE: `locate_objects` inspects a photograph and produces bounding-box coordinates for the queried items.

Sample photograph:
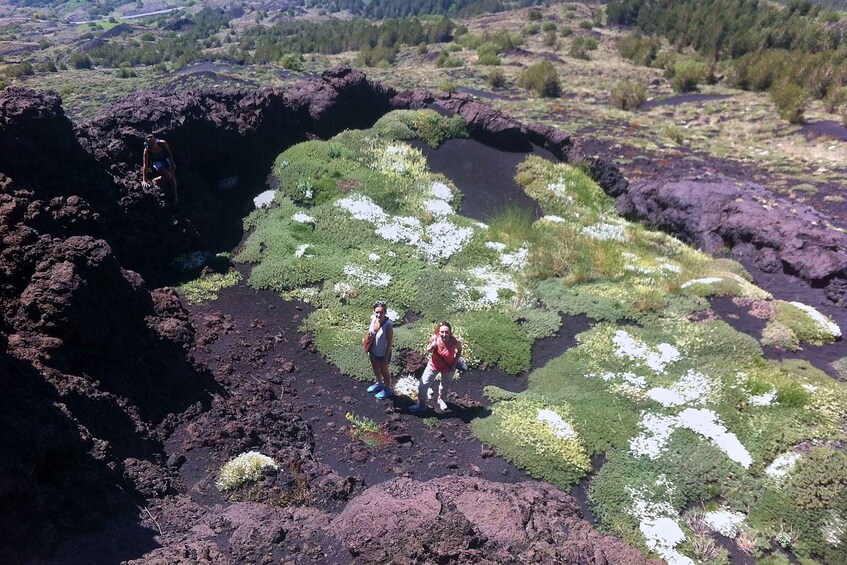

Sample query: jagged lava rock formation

[0,68,652,563]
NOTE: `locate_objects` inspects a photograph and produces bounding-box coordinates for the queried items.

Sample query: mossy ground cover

[235,109,845,564]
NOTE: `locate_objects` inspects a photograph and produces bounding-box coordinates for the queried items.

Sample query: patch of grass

[178,269,242,304]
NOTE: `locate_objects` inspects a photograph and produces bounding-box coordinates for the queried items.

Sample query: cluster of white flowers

[540,215,566,223]
[628,486,693,565]
[764,451,802,480]
[333,281,355,298]
[681,277,723,288]
[368,252,381,262]
[431,181,454,201]
[704,508,747,538]
[547,179,576,203]
[485,241,507,252]
[596,371,648,388]
[647,370,712,407]
[378,144,420,176]
[790,301,842,338]
[536,409,577,440]
[425,199,454,216]
[501,247,529,269]
[294,243,313,258]
[823,510,845,547]
[630,408,752,468]
[253,190,276,208]
[393,375,420,400]
[336,194,477,263]
[468,265,517,306]
[582,222,627,242]
[612,330,681,374]
[748,388,776,406]
[343,264,391,287]
[386,308,400,321]
[216,451,279,491]
[291,212,315,224]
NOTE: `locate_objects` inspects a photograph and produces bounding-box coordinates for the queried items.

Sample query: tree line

[607,0,847,121]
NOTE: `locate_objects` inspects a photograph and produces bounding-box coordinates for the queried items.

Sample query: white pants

[418,364,454,406]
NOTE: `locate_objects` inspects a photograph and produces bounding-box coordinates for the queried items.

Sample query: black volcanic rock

[617,173,847,302]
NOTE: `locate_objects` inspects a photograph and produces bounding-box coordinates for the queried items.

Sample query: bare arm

[141,148,149,184]
[162,141,176,169]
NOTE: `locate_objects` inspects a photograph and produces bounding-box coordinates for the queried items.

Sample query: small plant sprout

[216,451,279,492]
[345,412,392,448]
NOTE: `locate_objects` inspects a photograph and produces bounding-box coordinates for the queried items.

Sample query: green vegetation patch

[770,300,841,346]
[237,110,534,378]
[473,393,591,486]
[178,269,242,304]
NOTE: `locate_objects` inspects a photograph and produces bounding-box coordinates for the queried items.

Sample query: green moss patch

[178,269,242,304]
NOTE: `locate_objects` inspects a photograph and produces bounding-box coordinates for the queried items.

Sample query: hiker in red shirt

[410,321,463,413]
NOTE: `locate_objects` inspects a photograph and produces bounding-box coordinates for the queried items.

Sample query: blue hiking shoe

[375,388,393,399]
[367,382,384,394]
[409,402,427,412]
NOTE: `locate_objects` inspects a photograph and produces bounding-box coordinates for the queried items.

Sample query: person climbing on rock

[410,321,463,413]
[142,133,178,205]
[364,300,394,399]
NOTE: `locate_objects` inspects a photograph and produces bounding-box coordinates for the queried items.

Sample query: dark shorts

[369,352,391,364]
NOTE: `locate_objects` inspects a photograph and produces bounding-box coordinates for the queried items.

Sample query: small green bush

[610,79,647,110]
[542,31,558,49]
[578,19,593,29]
[487,68,506,88]
[280,53,304,71]
[528,9,542,21]
[523,23,541,35]
[617,31,660,66]
[761,322,800,351]
[68,53,93,69]
[670,59,709,93]
[770,81,809,124]
[542,21,557,32]
[519,60,561,97]
[569,36,599,60]
[476,52,501,66]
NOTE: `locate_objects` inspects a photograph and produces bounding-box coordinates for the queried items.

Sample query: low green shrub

[487,68,506,88]
[519,60,560,97]
[178,269,242,304]
[542,21,557,32]
[454,310,532,374]
[617,31,660,67]
[771,300,840,345]
[610,79,647,110]
[761,322,800,350]
[523,23,541,35]
[569,36,599,60]
[472,395,591,487]
[512,307,562,340]
[670,58,709,93]
[770,81,809,124]
[476,52,501,65]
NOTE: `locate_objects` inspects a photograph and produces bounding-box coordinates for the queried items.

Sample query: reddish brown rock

[333,476,661,564]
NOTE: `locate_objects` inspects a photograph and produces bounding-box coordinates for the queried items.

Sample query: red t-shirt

[430,337,458,372]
